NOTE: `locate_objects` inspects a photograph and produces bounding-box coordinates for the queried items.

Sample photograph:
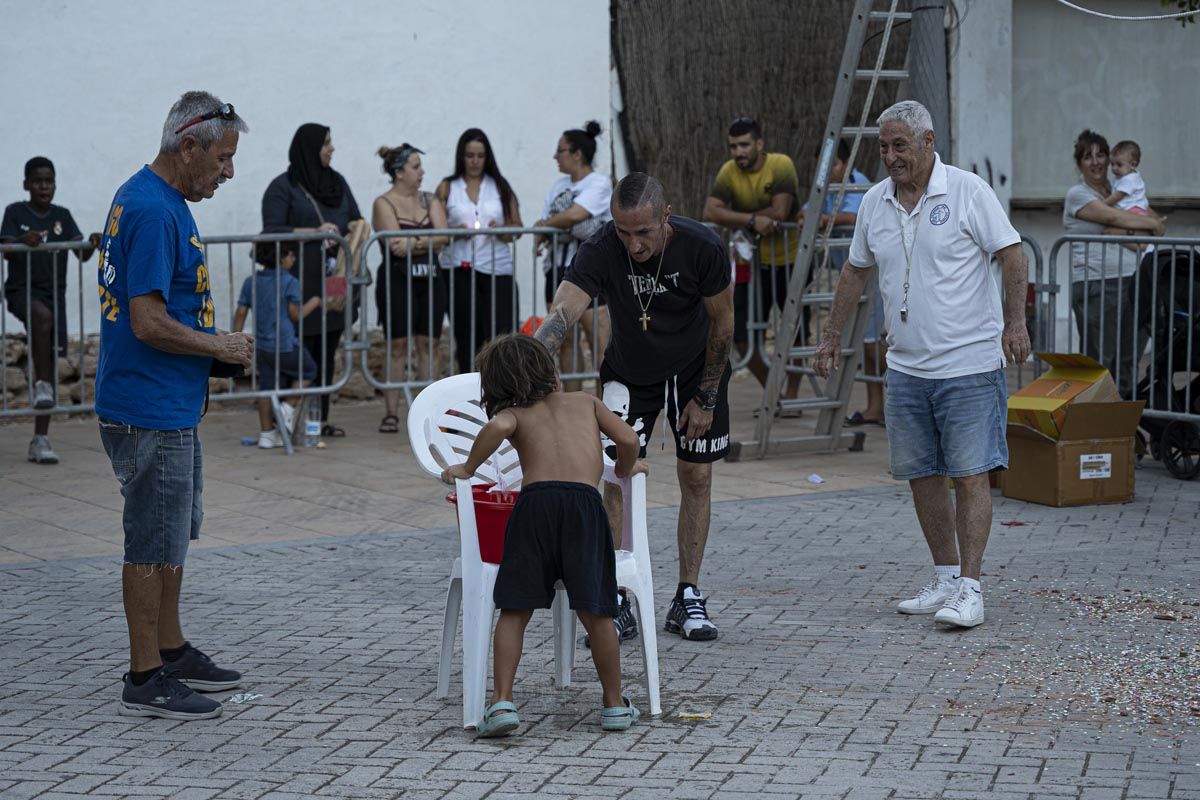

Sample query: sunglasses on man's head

[732,115,757,127]
[174,103,236,135]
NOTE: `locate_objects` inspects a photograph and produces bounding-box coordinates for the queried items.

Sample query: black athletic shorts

[492,481,619,617]
[600,348,732,464]
[5,289,68,357]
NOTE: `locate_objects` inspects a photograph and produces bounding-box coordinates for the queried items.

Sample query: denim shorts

[884,368,1008,480]
[98,420,203,566]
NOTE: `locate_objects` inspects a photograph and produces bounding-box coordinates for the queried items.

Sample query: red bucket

[447,483,519,564]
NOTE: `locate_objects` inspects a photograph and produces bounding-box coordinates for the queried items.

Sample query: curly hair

[476,334,558,418]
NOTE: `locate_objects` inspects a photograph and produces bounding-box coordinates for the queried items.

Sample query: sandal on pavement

[378,415,400,434]
[475,701,520,738]
[845,411,885,428]
[600,696,641,731]
[321,424,346,438]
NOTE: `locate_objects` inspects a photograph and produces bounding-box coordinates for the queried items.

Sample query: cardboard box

[1003,401,1145,507]
[1006,353,1120,438]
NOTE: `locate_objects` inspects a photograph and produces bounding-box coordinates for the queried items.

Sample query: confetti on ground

[678,711,713,720]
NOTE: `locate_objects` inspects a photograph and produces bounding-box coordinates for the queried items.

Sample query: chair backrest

[406,372,523,489]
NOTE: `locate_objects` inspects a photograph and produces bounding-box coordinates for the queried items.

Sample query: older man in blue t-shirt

[95,91,252,721]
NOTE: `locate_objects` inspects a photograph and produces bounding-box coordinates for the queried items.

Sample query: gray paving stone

[1,478,1197,798]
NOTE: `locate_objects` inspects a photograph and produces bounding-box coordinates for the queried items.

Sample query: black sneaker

[165,644,242,692]
[119,669,222,720]
[584,591,640,649]
[665,586,718,641]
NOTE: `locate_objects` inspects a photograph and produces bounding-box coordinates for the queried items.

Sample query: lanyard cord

[893,195,926,321]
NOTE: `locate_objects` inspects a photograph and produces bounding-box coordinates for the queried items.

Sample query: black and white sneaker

[584,591,640,649]
[165,644,242,692]
[665,586,718,641]
[119,669,222,720]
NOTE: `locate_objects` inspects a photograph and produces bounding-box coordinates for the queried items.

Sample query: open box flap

[1058,401,1146,441]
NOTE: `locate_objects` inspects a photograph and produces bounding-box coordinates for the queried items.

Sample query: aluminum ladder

[728,0,911,461]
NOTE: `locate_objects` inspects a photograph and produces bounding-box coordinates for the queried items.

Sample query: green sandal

[600,696,641,731]
[475,700,519,738]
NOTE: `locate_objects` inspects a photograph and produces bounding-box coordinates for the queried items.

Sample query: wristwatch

[745,213,757,234]
[695,388,719,411]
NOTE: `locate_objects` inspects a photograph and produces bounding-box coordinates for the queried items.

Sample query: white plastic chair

[406,372,662,728]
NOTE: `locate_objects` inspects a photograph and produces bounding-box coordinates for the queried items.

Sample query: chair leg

[437,577,462,699]
[552,587,576,687]
[461,594,495,729]
[627,576,662,716]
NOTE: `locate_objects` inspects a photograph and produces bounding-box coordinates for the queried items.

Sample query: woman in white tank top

[436,129,522,375]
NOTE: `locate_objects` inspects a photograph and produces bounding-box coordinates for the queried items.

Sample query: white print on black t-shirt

[626,274,671,295]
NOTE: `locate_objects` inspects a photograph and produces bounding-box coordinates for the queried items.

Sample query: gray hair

[877,100,934,138]
[159,91,248,153]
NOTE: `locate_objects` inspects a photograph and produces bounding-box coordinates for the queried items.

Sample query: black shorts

[492,481,619,616]
[600,348,732,464]
[4,289,68,357]
[375,262,446,340]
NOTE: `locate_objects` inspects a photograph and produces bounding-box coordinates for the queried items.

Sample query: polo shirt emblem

[929,204,951,225]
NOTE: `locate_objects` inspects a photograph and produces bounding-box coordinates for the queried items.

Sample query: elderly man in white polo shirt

[814,100,1030,628]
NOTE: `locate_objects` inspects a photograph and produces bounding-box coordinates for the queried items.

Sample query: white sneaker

[278,401,295,435]
[32,380,55,409]
[258,430,284,449]
[896,576,958,615]
[933,583,985,628]
[27,435,59,465]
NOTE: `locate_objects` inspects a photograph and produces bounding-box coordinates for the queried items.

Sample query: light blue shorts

[884,368,1008,481]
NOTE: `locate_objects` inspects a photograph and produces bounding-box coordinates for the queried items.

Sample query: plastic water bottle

[304,400,322,448]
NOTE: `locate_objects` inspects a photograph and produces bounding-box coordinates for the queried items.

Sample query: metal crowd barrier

[358,226,605,404]
[0,240,95,418]
[704,222,1052,395]
[1049,234,1199,420]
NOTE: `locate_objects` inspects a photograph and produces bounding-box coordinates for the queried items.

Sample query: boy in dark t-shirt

[536,172,735,645]
[1,157,100,464]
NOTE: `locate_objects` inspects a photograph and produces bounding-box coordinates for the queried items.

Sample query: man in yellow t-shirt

[703,116,801,399]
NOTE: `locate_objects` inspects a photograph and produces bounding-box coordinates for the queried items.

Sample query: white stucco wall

[949,0,1013,210]
[1012,0,1200,201]
[0,0,611,338]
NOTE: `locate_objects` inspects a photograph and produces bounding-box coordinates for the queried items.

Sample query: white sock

[935,565,959,583]
[960,577,982,593]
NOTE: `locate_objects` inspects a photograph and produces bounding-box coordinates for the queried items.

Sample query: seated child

[441,333,648,737]
[232,240,322,448]
[1104,140,1149,216]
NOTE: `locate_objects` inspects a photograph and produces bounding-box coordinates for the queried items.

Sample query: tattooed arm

[699,285,735,390]
[534,280,593,353]
[676,285,734,444]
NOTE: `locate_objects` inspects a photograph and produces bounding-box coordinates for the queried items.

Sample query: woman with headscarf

[262,123,364,437]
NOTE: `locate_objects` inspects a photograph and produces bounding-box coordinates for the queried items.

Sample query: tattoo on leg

[535,309,569,353]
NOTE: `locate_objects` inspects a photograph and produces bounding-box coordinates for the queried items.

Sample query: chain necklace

[625,224,668,332]
[893,194,926,323]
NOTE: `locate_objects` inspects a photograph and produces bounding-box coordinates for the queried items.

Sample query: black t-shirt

[0,202,82,297]
[566,215,730,384]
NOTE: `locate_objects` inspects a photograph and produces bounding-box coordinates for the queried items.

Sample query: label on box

[1079,453,1112,480]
